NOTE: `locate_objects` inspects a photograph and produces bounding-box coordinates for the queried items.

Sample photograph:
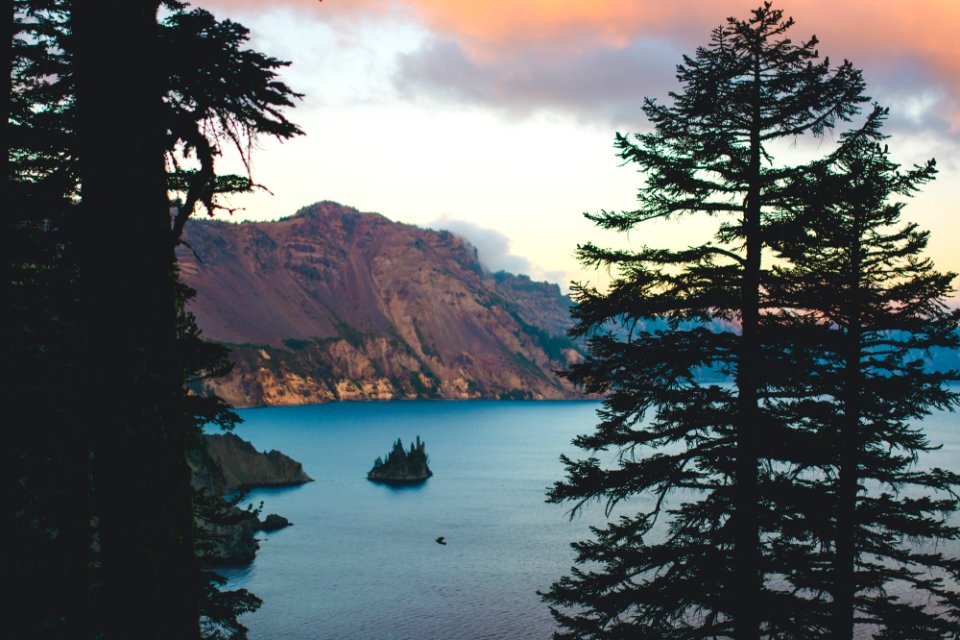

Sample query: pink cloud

[204,0,958,56]
[203,0,960,128]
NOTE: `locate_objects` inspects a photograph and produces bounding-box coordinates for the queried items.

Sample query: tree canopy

[766,105,960,638]
[8,1,301,637]
[542,3,958,639]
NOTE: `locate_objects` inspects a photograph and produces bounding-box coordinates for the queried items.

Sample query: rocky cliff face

[188,434,310,565]
[179,201,584,407]
[204,433,312,491]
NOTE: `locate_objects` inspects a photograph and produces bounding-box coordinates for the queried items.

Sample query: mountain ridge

[179,201,585,407]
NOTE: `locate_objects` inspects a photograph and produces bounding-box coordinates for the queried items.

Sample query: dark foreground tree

[768,106,960,638]
[9,1,300,637]
[73,4,204,638]
[542,3,867,638]
[9,3,89,636]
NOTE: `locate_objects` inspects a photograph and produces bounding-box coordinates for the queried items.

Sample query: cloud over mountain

[207,0,960,133]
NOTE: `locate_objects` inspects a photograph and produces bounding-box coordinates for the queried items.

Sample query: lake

[218,399,958,640]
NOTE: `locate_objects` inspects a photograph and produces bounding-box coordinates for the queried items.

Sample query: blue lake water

[218,399,959,640]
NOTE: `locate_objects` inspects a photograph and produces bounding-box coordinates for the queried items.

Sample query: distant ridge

[178,201,585,407]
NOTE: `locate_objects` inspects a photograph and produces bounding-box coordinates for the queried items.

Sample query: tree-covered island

[368,437,434,485]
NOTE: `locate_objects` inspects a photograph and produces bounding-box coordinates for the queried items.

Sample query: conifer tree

[8,1,300,636]
[767,105,960,638]
[73,2,204,636]
[9,2,97,636]
[542,4,866,638]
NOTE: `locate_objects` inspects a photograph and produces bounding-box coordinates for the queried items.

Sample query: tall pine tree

[9,1,300,636]
[767,105,960,638]
[542,3,866,637]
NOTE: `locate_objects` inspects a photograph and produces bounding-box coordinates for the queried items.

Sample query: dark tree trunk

[833,211,863,640]
[7,4,86,637]
[733,51,763,640]
[74,2,199,638]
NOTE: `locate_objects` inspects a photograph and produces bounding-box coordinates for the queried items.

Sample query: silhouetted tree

[767,106,960,638]
[9,2,93,636]
[9,1,300,637]
[160,1,302,243]
[542,3,867,638]
[368,437,433,483]
[74,1,207,636]
[178,282,265,640]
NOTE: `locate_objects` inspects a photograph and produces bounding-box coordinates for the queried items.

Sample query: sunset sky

[201,0,960,296]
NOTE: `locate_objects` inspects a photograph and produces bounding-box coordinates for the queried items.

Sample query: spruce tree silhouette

[543,4,869,638]
[767,105,960,638]
[9,1,300,637]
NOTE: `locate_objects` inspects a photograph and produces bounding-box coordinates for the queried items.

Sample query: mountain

[178,201,584,407]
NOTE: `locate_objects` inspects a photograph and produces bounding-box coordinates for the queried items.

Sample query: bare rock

[189,433,309,566]
[204,432,312,491]
[259,513,291,532]
[179,201,587,407]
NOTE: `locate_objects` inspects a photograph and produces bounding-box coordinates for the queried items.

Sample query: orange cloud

[205,0,960,126]
[790,1,960,131]
[209,0,959,71]
[207,0,742,51]
[412,0,960,128]
[405,0,959,71]
[395,0,701,52]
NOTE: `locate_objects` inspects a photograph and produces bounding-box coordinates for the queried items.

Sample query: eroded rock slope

[179,201,583,406]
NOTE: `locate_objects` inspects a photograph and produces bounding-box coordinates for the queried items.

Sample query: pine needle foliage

[542,3,869,638]
[8,1,300,636]
[767,105,960,639]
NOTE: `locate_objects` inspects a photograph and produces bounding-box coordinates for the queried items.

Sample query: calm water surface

[219,401,606,640]
[218,399,958,640]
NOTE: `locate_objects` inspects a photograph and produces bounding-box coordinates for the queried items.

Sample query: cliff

[178,201,584,407]
[188,433,311,565]
[204,433,312,491]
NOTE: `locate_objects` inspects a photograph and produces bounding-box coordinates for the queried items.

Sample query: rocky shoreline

[204,432,312,491]
[190,433,311,565]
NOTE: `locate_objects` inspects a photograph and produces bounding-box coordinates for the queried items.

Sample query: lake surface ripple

[219,399,958,640]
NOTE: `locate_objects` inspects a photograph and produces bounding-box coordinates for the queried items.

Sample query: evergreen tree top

[545,3,958,638]
[589,2,867,232]
[368,437,433,484]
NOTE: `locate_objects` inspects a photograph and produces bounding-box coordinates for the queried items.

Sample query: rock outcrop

[178,201,585,407]
[188,433,310,565]
[367,437,433,485]
[259,513,292,532]
[194,499,260,567]
[204,432,312,491]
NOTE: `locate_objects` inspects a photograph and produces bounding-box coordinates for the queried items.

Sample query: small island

[367,436,433,485]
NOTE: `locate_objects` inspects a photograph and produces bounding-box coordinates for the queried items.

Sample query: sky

[199,0,960,297]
